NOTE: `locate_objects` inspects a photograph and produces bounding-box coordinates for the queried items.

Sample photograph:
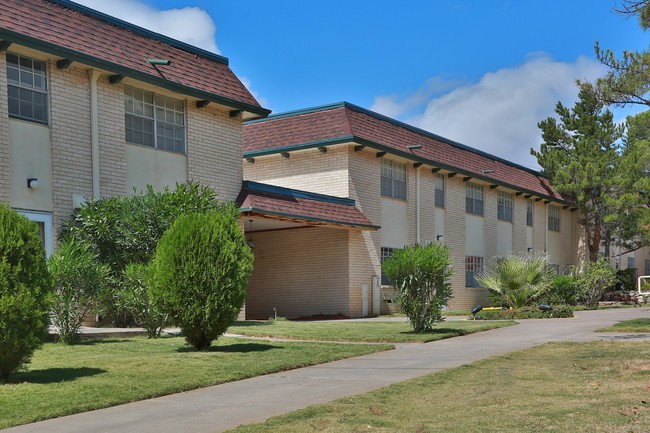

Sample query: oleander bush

[382,242,454,333]
[49,238,109,344]
[0,204,53,383]
[575,258,617,308]
[149,207,253,351]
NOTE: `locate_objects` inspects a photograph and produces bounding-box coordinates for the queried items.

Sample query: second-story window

[527,199,533,226]
[497,191,513,222]
[381,159,407,200]
[125,85,185,154]
[548,205,560,231]
[466,182,484,216]
[6,52,48,124]
[435,173,445,208]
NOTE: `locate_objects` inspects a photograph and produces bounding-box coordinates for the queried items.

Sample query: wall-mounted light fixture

[436,235,443,241]
[27,178,39,189]
[527,247,533,253]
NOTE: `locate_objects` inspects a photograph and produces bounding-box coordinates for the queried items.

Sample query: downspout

[88,69,101,200]
[416,165,421,244]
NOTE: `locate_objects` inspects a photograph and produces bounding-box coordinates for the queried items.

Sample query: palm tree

[477,253,555,310]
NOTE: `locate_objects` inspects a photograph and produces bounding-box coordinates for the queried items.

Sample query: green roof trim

[0,30,270,117]
[50,0,229,66]
[238,207,381,230]
[244,136,571,206]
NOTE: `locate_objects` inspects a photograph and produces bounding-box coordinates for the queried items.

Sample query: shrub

[62,182,221,325]
[114,263,167,338]
[48,239,109,344]
[539,276,580,306]
[0,204,53,383]
[615,268,637,292]
[382,243,454,333]
[475,305,573,320]
[575,258,616,308]
[477,253,555,311]
[149,207,253,351]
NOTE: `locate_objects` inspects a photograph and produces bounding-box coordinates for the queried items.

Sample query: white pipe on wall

[416,165,421,244]
[88,69,101,200]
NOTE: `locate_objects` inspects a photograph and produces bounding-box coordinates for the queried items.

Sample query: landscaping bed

[474,305,574,320]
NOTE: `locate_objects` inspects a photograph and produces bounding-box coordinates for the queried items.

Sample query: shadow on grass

[177,343,279,353]
[73,338,134,346]
[11,367,106,384]
[230,321,273,328]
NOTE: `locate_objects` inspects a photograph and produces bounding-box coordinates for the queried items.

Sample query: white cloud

[371,53,607,170]
[239,76,270,109]
[74,0,219,54]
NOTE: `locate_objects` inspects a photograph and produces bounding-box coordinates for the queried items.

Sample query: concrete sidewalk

[8,308,650,433]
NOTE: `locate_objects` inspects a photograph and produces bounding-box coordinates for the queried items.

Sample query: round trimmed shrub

[0,204,53,383]
[150,206,253,351]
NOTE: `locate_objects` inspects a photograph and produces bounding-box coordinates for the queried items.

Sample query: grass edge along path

[227,319,517,343]
[595,318,650,333]
[0,336,393,430]
[227,341,650,433]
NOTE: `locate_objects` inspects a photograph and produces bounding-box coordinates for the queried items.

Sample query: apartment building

[0,0,268,256]
[242,102,586,318]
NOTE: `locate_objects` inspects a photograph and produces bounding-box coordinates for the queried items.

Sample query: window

[6,53,48,124]
[646,259,650,275]
[628,256,636,269]
[527,199,533,226]
[466,182,484,216]
[497,191,513,222]
[435,173,445,208]
[124,85,185,154]
[381,159,407,200]
[465,256,484,287]
[548,205,560,231]
[381,247,396,285]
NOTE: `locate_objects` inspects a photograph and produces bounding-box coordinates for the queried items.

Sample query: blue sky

[76,0,648,170]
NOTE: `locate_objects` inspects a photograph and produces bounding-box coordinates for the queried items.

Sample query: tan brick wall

[0,54,9,204]
[419,169,436,244]
[513,194,527,253]
[187,105,243,202]
[244,145,350,197]
[244,227,350,319]
[484,185,498,260]
[97,76,127,198]
[49,62,93,243]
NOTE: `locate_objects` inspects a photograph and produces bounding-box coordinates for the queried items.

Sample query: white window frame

[497,191,513,222]
[6,52,48,125]
[465,256,484,287]
[548,205,560,232]
[466,182,484,216]
[380,159,407,200]
[628,256,636,269]
[124,85,186,154]
[435,173,445,208]
[526,199,533,226]
[16,210,53,258]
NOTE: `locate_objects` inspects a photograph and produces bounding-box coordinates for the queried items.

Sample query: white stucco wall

[126,144,187,193]
[381,197,408,247]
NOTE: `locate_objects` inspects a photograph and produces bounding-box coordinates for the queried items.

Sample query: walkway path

[8,308,650,433]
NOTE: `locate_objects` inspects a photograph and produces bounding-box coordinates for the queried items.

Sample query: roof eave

[0,30,271,117]
[238,207,380,231]
[244,137,572,206]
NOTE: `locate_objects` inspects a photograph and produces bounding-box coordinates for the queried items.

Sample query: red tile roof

[0,0,268,116]
[237,181,379,230]
[244,103,567,202]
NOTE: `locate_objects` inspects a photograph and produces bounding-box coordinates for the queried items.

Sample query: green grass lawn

[0,336,392,429]
[596,318,650,333]
[228,341,650,433]
[227,319,515,343]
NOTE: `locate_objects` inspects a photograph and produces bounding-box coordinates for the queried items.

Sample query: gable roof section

[0,0,269,117]
[237,181,379,230]
[243,102,568,203]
